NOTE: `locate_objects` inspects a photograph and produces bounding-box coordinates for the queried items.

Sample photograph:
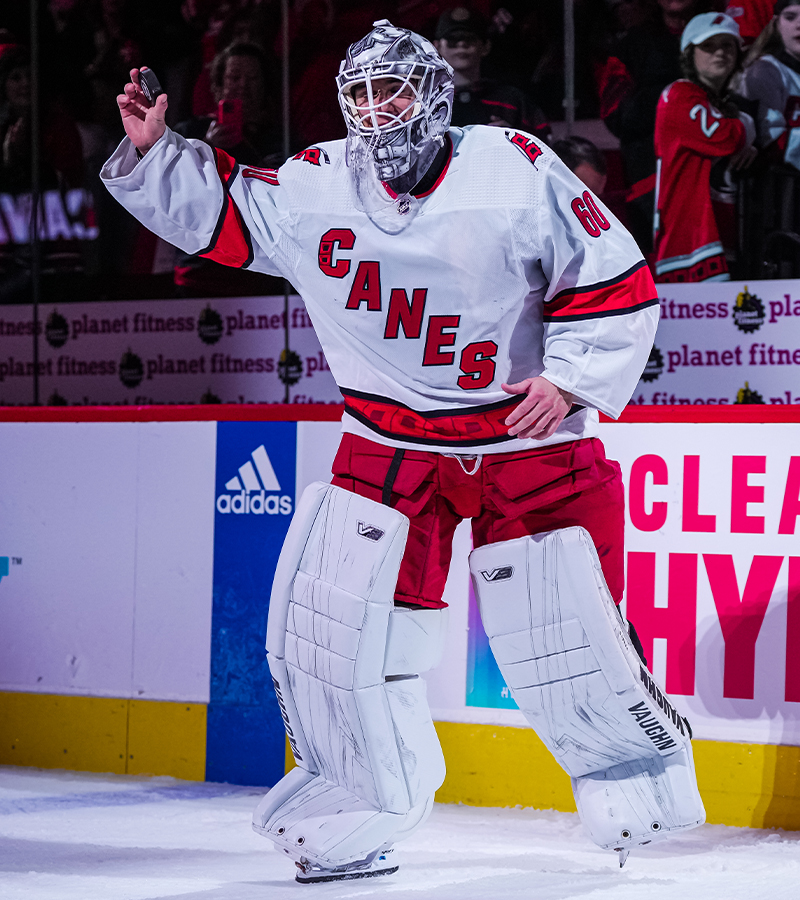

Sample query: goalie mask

[337,20,454,199]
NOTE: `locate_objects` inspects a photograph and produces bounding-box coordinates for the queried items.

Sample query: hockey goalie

[102,17,704,885]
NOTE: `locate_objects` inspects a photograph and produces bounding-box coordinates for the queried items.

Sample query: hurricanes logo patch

[357,522,385,541]
[506,131,543,168]
[293,147,330,166]
[481,566,514,582]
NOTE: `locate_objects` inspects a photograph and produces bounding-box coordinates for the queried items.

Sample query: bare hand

[205,118,242,150]
[502,376,574,440]
[116,68,168,155]
[730,144,757,171]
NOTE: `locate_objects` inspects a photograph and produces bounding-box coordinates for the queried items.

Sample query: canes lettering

[318,228,356,277]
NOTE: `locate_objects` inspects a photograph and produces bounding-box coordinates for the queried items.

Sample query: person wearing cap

[653,12,757,282]
[742,0,800,170]
[433,6,551,142]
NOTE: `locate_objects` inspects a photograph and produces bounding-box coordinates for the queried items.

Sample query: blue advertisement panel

[465,580,517,710]
[207,421,296,786]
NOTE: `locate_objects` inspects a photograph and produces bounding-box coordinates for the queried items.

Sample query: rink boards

[1,405,799,830]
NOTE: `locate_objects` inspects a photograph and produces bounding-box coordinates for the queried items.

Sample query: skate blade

[296,865,399,885]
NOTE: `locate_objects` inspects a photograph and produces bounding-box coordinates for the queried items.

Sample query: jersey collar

[382,133,454,200]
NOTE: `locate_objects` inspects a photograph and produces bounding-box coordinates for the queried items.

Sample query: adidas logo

[216,445,293,516]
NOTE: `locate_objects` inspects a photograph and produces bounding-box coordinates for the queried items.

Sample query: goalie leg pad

[253,482,446,868]
[572,743,703,850]
[469,526,705,849]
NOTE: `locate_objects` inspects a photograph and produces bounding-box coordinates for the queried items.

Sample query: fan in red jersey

[654,12,757,282]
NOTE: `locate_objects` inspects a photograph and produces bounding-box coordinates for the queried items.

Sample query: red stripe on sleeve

[544,261,657,321]
[199,148,252,267]
[200,197,251,267]
[242,166,280,185]
[213,147,238,184]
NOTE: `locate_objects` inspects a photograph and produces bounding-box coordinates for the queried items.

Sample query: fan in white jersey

[101,19,703,887]
[743,0,800,170]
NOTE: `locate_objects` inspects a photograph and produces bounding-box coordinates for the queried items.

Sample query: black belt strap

[382,448,406,507]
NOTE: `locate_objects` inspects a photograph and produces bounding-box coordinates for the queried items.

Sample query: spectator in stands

[184,0,281,118]
[742,0,800,170]
[173,40,286,296]
[597,0,707,253]
[433,6,551,142]
[175,41,283,166]
[552,135,608,195]
[726,0,774,47]
[653,13,757,282]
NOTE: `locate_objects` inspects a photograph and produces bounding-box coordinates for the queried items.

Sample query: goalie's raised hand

[116,68,168,155]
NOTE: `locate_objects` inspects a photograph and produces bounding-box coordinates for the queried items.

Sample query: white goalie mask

[336,20,454,197]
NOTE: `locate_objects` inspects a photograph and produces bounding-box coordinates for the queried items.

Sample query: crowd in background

[2,0,800,304]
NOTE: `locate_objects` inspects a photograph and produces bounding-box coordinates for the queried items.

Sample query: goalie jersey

[101,125,658,454]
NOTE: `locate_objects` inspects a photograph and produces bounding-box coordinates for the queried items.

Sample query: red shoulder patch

[293,147,330,166]
[506,131,543,167]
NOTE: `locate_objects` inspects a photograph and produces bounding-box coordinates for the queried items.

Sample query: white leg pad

[572,744,703,849]
[253,482,446,868]
[469,527,705,851]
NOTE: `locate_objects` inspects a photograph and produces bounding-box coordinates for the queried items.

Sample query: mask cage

[338,63,435,138]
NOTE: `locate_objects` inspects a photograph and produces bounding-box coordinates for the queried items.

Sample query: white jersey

[742,52,800,170]
[101,125,657,454]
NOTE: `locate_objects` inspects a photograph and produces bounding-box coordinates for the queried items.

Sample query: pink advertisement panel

[465,418,800,746]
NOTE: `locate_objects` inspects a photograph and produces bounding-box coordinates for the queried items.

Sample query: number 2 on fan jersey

[689,103,720,138]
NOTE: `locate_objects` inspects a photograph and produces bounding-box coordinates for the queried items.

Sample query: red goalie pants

[331,433,625,609]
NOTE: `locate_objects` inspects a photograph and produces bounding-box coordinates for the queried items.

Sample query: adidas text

[217,444,291,514]
[217,491,292,515]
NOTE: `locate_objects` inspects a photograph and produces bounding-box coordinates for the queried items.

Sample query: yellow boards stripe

[0,691,206,781]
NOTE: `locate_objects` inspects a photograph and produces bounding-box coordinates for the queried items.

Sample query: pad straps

[382,448,406,506]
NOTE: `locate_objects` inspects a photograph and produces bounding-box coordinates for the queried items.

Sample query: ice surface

[1,765,799,900]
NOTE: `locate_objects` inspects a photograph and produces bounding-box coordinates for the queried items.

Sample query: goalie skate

[295,848,398,884]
